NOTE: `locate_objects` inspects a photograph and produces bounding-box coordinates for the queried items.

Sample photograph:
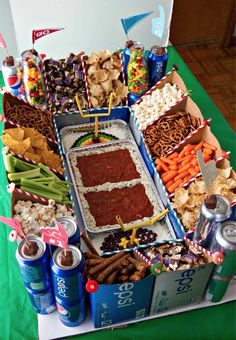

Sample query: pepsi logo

[7,76,21,90]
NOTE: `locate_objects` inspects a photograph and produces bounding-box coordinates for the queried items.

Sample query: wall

[0,0,18,68]
[9,0,173,59]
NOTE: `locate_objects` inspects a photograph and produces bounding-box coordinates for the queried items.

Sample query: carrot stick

[188,167,197,177]
[178,149,186,159]
[165,179,174,189]
[178,163,192,173]
[184,144,194,151]
[184,151,191,156]
[169,164,178,170]
[203,154,211,162]
[161,171,177,184]
[155,159,169,172]
[160,157,177,166]
[195,165,200,172]
[181,157,194,166]
[195,141,204,150]
[168,152,178,160]
[174,171,190,182]
[191,157,198,166]
[203,148,213,155]
[203,142,217,150]
[168,180,183,193]
[178,155,192,163]
[156,164,161,172]
[191,150,196,155]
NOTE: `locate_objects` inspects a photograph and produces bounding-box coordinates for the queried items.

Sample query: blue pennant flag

[121,11,153,36]
[152,5,165,40]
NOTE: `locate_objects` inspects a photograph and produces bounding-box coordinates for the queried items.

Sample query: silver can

[193,195,231,249]
[2,57,25,99]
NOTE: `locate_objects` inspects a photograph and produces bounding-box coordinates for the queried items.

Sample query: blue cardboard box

[90,275,154,328]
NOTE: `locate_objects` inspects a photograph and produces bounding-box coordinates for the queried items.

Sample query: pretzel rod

[96,254,130,283]
[88,251,126,275]
[80,231,99,256]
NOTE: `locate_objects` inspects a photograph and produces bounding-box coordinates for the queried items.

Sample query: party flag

[40,221,68,250]
[0,32,6,49]
[32,28,64,44]
[121,11,153,36]
[0,216,24,235]
[152,5,165,40]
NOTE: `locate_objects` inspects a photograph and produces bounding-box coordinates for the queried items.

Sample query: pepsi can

[56,296,86,327]
[193,195,231,249]
[2,57,25,98]
[51,217,80,248]
[148,46,168,88]
[16,236,52,291]
[207,221,236,302]
[51,245,85,302]
[26,287,56,314]
[128,92,142,106]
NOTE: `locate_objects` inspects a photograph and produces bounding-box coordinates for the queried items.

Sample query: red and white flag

[32,28,64,44]
[40,221,68,250]
[0,32,6,49]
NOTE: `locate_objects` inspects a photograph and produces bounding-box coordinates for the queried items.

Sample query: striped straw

[7,185,49,204]
[119,51,128,106]
[81,55,92,109]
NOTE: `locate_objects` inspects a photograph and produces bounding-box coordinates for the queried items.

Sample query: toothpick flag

[0,32,9,55]
[121,11,153,37]
[32,28,64,44]
[0,216,24,235]
[40,221,68,250]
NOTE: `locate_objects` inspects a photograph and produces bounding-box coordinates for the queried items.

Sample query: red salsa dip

[76,149,140,187]
[84,183,154,227]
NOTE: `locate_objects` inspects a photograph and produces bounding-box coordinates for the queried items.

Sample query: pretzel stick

[88,251,126,276]
[96,254,130,283]
[80,231,99,256]
[84,251,101,260]
[128,256,149,272]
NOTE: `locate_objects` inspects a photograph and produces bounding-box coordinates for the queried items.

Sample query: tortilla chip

[87,53,100,64]
[87,64,100,76]
[90,84,104,97]
[101,79,113,94]
[93,70,108,83]
[3,128,24,141]
[217,167,232,179]
[2,135,30,154]
[108,69,120,80]
[24,152,42,163]
[115,84,129,98]
[102,60,113,70]
[97,50,112,62]
[90,96,100,108]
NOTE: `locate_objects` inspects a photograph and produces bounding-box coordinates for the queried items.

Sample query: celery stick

[21,178,63,195]
[33,177,55,183]
[20,186,63,203]
[8,168,41,181]
[56,180,72,188]
[13,157,38,172]
[3,153,15,173]
[50,183,70,194]
[38,163,60,180]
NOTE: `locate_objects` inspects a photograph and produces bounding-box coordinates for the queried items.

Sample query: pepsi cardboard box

[148,238,214,314]
[90,274,154,328]
[150,262,213,314]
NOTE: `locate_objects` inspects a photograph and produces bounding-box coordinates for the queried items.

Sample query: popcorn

[14,200,74,235]
[132,83,184,130]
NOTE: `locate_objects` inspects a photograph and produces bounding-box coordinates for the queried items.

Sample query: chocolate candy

[45,53,88,113]
[205,195,217,209]
[5,56,14,66]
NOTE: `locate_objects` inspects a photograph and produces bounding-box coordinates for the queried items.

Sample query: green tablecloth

[0,46,235,340]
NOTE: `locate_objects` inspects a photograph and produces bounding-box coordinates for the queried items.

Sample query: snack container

[147,235,214,314]
[89,274,154,328]
[129,69,187,146]
[26,287,56,315]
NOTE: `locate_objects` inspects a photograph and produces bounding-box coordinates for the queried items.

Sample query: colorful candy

[127,46,149,95]
[23,56,46,106]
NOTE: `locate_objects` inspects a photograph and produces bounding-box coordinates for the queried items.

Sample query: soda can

[2,58,25,98]
[123,41,142,83]
[192,195,231,248]
[128,92,142,106]
[148,46,168,88]
[51,245,85,302]
[207,221,236,302]
[26,287,56,314]
[56,296,86,327]
[51,217,80,248]
[16,236,52,291]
